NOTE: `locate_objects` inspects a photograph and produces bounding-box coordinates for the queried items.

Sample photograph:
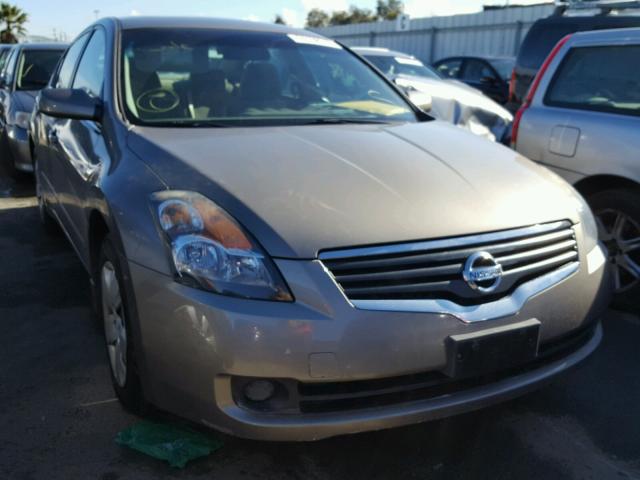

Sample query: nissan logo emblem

[462,251,503,293]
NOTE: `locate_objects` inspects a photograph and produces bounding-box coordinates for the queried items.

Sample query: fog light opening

[243,379,276,402]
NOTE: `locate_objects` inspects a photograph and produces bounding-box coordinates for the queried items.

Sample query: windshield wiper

[301,118,393,125]
[148,120,231,128]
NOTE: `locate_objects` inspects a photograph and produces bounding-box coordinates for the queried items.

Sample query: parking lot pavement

[1,171,639,480]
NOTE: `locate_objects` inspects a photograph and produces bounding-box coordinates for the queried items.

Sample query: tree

[345,6,377,23]
[274,14,287,25]
[0,2,27,43]
[376,0,404,20]
[306,8,330,28]
[306,2,405,28]
[329,6,377,25]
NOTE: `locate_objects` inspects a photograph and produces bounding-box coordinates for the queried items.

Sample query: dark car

[0,43,66,175]
[509,1,640,110]
[434,56,514,105]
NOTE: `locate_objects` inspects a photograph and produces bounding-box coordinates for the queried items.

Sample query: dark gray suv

[31,17,611,441]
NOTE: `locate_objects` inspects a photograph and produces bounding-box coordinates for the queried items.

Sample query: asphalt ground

[1,166,639,480]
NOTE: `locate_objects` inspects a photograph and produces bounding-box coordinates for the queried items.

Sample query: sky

[19,0,548,39]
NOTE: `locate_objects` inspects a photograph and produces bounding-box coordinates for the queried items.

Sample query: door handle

[47,129,58,144]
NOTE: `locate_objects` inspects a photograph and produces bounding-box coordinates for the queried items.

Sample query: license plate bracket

[444,319,541,379]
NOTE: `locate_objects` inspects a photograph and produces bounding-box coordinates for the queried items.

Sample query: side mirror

[0,76,7,89]
[408,91,432,112]
[38,88,102,121]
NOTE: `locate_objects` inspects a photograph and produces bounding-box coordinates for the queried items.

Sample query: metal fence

[310,4,556,63]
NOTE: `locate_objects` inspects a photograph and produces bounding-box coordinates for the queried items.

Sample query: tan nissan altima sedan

[30,17,611,441]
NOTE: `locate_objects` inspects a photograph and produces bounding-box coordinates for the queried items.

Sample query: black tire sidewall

[587,188,640,306]
[34,158,59,235]
[97,236,144,413]
[0,129,18,178]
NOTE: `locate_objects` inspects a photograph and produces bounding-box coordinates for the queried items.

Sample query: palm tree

[0,3,28,44]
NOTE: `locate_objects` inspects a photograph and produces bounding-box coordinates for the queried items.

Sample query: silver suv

[32,17,611,441]
[513,27,640,294]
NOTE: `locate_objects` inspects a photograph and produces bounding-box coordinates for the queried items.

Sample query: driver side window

[73,29,106,98]
[436,59,462,79]
[462,59,494,83]
[3,48,18,86]
[55,32,90,89]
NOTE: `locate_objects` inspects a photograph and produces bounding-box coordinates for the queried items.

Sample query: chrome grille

[320,221,578,309]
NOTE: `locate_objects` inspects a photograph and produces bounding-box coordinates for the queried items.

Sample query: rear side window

[55,32,90,88]
[545,45,640,117]
[72,29,106,98]
[461,59,494,82]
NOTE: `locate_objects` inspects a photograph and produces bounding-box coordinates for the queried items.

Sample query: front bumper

[6,124,32,172]
[212,323,601,440]
[127,241,610,441]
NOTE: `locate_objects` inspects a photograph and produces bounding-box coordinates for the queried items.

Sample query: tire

[587,188,640,306]
[97,236,146,413]
[35,161,59,235]
[0,129,19,179]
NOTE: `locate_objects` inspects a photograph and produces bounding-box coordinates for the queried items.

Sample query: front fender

[93,149,169,275]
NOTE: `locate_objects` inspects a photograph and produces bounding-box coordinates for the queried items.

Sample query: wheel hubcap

[101,261,127,387]
[595,209,640,293]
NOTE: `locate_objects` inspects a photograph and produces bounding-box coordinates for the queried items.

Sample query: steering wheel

[135,88,180,114]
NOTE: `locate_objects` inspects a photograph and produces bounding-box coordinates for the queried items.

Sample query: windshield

[488,58,515,81]
[16,50,64,91]
[364,54,441,80]
[121,29,417,126]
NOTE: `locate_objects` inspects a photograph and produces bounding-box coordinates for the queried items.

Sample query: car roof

[534,14,640,28]
[437,55,514,61]
[15,43,67,51]
[351,46,416,58]
[568,25,640,42]
[114,16,318,36]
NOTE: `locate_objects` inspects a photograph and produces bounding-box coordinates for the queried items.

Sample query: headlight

[151,191,293,302]
[13,111,30,130]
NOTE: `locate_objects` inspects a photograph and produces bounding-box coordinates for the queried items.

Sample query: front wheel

[0,129,19,179]
[97,236,145,413]
[588,189,640,295]
[35,160,59,235]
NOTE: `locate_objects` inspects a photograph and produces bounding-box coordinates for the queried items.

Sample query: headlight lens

[13,111,30,130]
[151,191,293,302]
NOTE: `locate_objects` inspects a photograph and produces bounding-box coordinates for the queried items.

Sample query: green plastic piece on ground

[115,420,224,468]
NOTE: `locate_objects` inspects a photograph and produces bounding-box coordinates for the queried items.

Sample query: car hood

[396,74,512,142]
[128,121,580,259]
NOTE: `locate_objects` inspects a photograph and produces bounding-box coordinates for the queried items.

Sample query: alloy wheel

[101,261,128,387]
[595,209,640,292]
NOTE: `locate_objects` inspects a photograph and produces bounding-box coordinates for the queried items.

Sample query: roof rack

[554,0,640,15]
